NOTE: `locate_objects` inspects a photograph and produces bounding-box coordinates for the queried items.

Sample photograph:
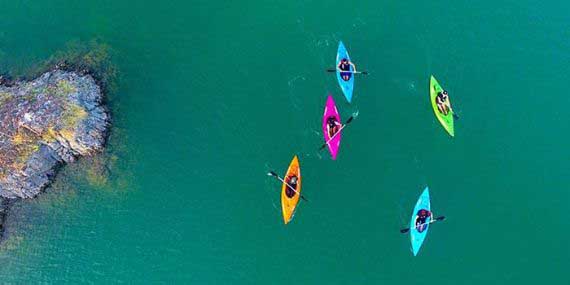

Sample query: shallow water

[0,0,569,283]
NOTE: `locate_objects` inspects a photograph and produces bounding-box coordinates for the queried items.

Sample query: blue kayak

[409,187,431,256]
[335,41,355,103]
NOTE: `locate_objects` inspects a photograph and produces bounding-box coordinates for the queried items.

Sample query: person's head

[443,90,448,96]
[419,209,428,216]
[290,176,298,183]
[341,58,348,64]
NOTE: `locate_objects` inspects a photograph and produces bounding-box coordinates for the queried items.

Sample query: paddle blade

[319,143,327,150]
[267,171,278,177]
[400,228,410,234]
[435,216,446,221]
[453,113,459,120]
[326,69,336,72]
[344,116,354,125]
[361,71,369,75]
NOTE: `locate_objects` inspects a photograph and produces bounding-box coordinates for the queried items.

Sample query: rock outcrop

[0,70,109,199]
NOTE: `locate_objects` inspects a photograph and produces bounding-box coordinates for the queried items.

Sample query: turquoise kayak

[335,41,354,103]
[409,187,431,256]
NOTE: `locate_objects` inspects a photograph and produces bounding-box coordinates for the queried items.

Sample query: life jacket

[327,117,337,128]
[285,176,298,198]
[340,60,350,71]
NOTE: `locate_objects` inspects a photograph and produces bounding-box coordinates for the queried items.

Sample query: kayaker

[326,116,342,138]
[414,209,432,233]
[285,175,298,198]
[436,90,451,115]
[337,58,356,81]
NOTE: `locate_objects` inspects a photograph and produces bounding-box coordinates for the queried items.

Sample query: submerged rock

[0,70,109,199]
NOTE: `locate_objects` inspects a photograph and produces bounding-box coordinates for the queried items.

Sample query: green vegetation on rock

[56,80,77,97]
[61,103,87,130]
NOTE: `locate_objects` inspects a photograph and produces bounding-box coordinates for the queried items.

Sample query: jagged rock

[0,70,109,199]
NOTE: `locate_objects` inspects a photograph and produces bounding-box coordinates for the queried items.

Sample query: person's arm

[337,61,342,72]
[350,62,357,72]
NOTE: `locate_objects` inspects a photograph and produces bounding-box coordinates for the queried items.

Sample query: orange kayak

[281,155,302,224]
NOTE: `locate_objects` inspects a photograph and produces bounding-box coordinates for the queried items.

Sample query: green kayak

[429,76,454,137]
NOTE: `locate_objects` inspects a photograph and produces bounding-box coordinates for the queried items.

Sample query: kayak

[281,155,302,224]
[409,187,431,256]
[322,95,342,160]
[336,41,355,103]
[429,76,454,137]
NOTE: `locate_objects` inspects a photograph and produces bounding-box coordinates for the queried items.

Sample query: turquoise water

[0,0,569,283]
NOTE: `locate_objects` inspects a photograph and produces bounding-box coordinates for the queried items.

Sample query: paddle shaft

[450,106,459,119]
[323,124,346,147]
[320,116,354,150]
[327,69,368,75]
[269,172,307,202]
[341,70,365,74]
[400,216,445,233]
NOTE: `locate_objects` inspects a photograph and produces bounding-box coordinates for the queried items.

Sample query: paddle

[319,116,354,150]
[267,171,308,202]
[446,104,459,120]
[326,69,369,75]
[400,216,446,234]
[452,111,459,120]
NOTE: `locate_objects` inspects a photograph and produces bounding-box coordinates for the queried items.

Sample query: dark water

[0,0,568,283]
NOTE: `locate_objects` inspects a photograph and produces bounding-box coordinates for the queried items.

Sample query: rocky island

[0,68,110,235]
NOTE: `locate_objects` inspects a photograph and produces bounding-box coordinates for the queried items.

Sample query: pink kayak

[322,95,342,160]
